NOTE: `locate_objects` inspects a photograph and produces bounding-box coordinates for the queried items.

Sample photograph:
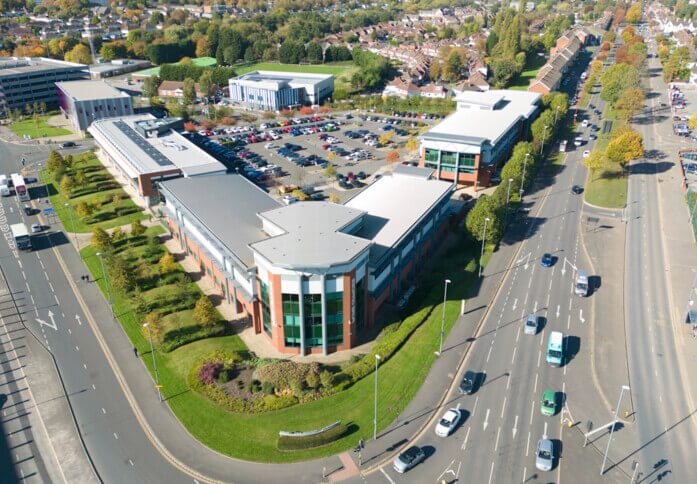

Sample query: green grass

[132,56,217,78]
[234,62,350,76]
[10,116,71,138]
[81,235,481,462]
[40,155,146,232]
[509,54,548,91]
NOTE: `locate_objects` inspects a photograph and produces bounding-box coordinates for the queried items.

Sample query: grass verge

[10,116,71,138]
[81,235,480,462]
[234,62,350,76]
[509,54,547,91]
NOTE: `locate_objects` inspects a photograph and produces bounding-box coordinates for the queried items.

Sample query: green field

[509,54,548,91]
[132,56,217,78]
[234,62,351,76]
[10,116,71,138]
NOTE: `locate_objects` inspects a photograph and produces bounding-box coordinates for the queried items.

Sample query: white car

[264,143,276,149]
[581,119,589,128]
[582,150,590,158]
[30,223,43,233]
[435,408,462,437]
[574,137,583,147]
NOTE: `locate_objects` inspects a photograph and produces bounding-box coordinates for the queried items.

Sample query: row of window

[282,291,344,348]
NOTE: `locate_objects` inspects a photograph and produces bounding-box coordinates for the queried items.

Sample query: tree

[195,36,211,58]
[74,169,87,187]
[108,255,135,293]
[491,57,520,88]
[75,200,93,219]
[158,252,177,274]
[583,150,606,179]
[465,195,504,244]
[323,163,337,180]
[142,312,163,342]
[444,51,463,82]
[142,76,160,99]
[306,41,323,64]
[688,113,697,130]
[379,130,394,146]
[194,295,218,327]
[182,78,196,105]
[60,175,74,197]
[131,220,146,237]
[601,64,640,106]
[47,150,65,173]
[386,150,400,164]
[198,70,213,99]
[65,44,92,65]
[99,42,127,61]
[626,3,642,24]
[606,130,644,170]
[614,87,645,122]
[406,137,419,153]
[319,370,334,390]
[91,227,112,251]
[278,40,305,64]
[111,226,125,243]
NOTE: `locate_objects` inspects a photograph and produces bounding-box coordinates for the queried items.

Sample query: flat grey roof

[88,59,150,73]
[56,80,129,100]
[161,175,280,267]
[233,70,333,91]
[0,57,86,77]
[251,202,371,268]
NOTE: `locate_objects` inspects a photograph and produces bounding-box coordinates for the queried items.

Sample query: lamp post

[479,217,490,277]
[436,279,452,356]
[520,153,530,202]
[601,385,630,475]
[554,105,561,125]
[540,125,549,155]
[95,252,113,317]
[373,354,381,440]
[64,202,78,252]
[143,323,163,402]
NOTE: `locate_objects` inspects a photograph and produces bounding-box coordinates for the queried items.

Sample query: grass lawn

[40,154,146,233]
[584,108,628,208]
[10,116,71,138]
[234,62,350,76]
[509,54,548,91]
[82,233,480,462]
[131,56,217,78]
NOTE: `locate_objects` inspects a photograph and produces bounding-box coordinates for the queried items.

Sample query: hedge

[277,423,349,451]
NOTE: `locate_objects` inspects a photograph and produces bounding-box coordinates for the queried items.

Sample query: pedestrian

[80,275,85,282]
[693,324,697,338]
[133,347,139,358]
[85,274,90,282]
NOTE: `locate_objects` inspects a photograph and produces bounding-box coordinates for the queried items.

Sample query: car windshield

[539,449,552,459]
[527,320,536,326]
[544,399,554,406]
[439,417,452,426]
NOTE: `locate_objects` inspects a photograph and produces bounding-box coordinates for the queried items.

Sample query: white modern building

[228,70,334,111]
[56,80,133,132]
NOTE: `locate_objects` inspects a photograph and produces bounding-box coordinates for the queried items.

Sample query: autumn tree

[158,252,177,274]
[688,113,697,130]
[75,200,94,219]
[606,130,644,170]
[142,312,163,342]
[91,227,112,252]
[47,150,65,173]
[406,137,419,153]
[323,163,337,179]
[65,44,92,65]
[198,70,213,100]
[108,255,135,293]
[130,220,147,237]
[626,4,642,24]
[386,150,400,164]
[583,151,606,179]
[194,295,218,327]
[182,78,196,105]
[60,175,74,197]
[614,87,645,122]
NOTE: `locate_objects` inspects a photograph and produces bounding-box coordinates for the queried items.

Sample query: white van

[575,271,589,297]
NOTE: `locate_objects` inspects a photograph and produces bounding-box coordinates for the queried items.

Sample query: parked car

[458,370,478,395]
[30,223,43,233]
[435,408,462,437]
[582,150,590,158]
[393,446,426,473]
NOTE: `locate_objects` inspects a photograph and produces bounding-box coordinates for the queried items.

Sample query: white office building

[228,70,334,111]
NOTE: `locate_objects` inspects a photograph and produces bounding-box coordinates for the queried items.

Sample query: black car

[60,141,76,148]
[458,371,478,395]
[571,185,583,194]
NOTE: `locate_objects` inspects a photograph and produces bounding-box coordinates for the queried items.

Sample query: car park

[435,408,462,437]
[535,438,554,471]
[541,390,557,416]
[458,370,478,394]
[393,446,426,473]
[525,313,540,335]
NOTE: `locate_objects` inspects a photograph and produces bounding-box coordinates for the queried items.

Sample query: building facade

[0,57,88,117]
[56,80,134,132]
[419,90,541,187]
[229,70,334,111]
[160,167,453,355]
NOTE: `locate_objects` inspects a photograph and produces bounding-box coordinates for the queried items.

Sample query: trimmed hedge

[277,423,349,451]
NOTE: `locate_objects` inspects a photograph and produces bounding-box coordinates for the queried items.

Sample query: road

[0,153,192,483]
[362,50,608,483]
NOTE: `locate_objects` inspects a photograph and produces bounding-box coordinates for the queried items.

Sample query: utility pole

[601,385,630,475]
[436,279,452,356]
[479,217,490,277]
[520,153,530,202]
[95,252,112,317]
[143,323,163,402]
[373,354,381,440]
[540,125,549,155]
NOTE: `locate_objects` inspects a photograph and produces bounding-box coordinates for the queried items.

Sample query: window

[260,280,272,335]
[441,151,457,166]
[458,153,476,173]
[425,148,439,162]
[326,292,344,345]
[303,293,323,347]
[282,294,301,347]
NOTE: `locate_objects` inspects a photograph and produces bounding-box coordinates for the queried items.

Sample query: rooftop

[233,70,334,91]
[421,89,541,148]
[251,202,371,269]
[0,57,86,77]
[56,80,129,101]
[345,170,452,263]
[87,114,225,177]
[160,175,280,267]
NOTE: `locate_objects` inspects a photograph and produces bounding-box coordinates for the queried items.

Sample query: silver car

[435,408,462,437]
[535,438,554,471]
[393,446,425,473]
[525,314,539,335]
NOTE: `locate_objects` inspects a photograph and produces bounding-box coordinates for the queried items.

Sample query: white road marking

[101,408,106,414]
[67,328,71,334]
[537,350,542,368]
[39,260,44,269]
[494,427,501,451]
[483,408,490,431]
[113,433,118,440]
[580,309,585,323]
[526,431,531,456]
[567,314,571,329]
[380,467,395,484]
[516,326,521,342]
[472,396,479,415]
[75,346,79,351]
[543,421,548,439]
[500,397,507,418]
[48,282,54,292]
[91,384,96,390]
[462,426,471,450]
[44,272,49,281]
[533,300,538,313]
[54,294,59,304]
[534,373,538,393]
[486,345,493,362]
[128,459,134,466]
[83,364,87,369]
[488,462,495,484]
[512,298,518,311]
[21,271,26,280]
[530,402,535,425]
[512,415,519,439]
[523,466,527,483]
[511,347,517,364]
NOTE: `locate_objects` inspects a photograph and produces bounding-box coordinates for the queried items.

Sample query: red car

[322,144,331,150]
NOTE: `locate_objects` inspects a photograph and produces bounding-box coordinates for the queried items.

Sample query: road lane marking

[380,467,395,484]
[486,345,493,362]
[516,326,521,342]
[512,298,517,311]
[67,328,71,334]
[533,300,538,313]
[526,431,531,456]
[537,350,542,368]
[534,373,538,393]
[48,282,54,293]
[75,346,79,351]
[54,294,59,304]
[83,363,87,369]
[21,271,26,280]
[488,462,495,484]
[101,408,106,414]
[523,467,527,483]
[580,309,585,323]
[39,260,44,269]
[91,384,95,390]
[462,426,470,450]
[483,408,490,430]
[472,396,479,415]
[556,305,560,318]
[567,314,571,329]
[513,415,519,439]
[530,402,535,426]
[511,347,517,364]
[494,427,501,452]
[500,397,507,418]
[44,272,49,281]
[114,433,119,440]
[543,421,548,438]
[129,459,134,466]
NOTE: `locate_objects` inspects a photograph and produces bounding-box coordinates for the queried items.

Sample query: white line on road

[494,427,501,452]
[39,260,44,269]
[500,397,507,418]
[556,305,560,318]
[30,295,34,306]
[511,347,517,364]
[512,298,518,311]
[534,373,538,393]
[523,467,527,484]
[44,272,49,281]
[488,462,495,484]
[128,459,134,466]
[580,309,585,323]
[543,421,548,439]
[48,282,54,293]
[54,294,59,304]
[524,293,528,307]
[462,426,471,451]
[75,346,79,351]
[530,401,535,426]
[568,298,572,310]
[567,314,571,329]
[537,350,542,368]
[380,467,395,484]
[513,415,519,439]
[91,384,95,390]
[486,345,493,362]
[21,271,26,280]
[473,396,479,415]
[483,408,490,431]
[67,328,71,335]
[83,364,87,369]
[101,408,106,414]
[533,300,538,313]
[516,326,521,343]
[113,433,118,440]
[526,431,531,456]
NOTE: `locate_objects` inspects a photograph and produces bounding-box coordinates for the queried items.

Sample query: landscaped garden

[10,115,71,138]
[40,150,147,232]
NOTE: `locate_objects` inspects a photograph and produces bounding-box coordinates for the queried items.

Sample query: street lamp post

[373,354,381,440]
[554,105,560,125]
[540,125,549,155]
[479,217,490,277]
[520,153,530,199]
[65,202,79,252]
[95,252,113,317]
[143,323,163,402]
[436,279,452,356]
[601,385,630,475]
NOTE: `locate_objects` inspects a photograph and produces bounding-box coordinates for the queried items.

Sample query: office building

[228,70,334,111]
[56,80,134,132]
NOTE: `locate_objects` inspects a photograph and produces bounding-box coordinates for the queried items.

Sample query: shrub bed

[277,423,349,451]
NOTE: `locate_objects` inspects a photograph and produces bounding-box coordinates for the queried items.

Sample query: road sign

[43,207,56,216]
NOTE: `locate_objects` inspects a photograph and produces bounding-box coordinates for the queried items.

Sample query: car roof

[443,409,459,420]
[543,389,555,399]
[538,438,553,450]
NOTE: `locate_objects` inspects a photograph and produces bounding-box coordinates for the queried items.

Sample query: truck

[574,270,589,296]
[11,223,32,251]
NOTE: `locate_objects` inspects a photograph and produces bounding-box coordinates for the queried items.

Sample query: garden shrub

[198,361,222,384]
[256,361,311,391]
[262,381,275,395]
[217,368,234,384]
[277,423,349,451]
